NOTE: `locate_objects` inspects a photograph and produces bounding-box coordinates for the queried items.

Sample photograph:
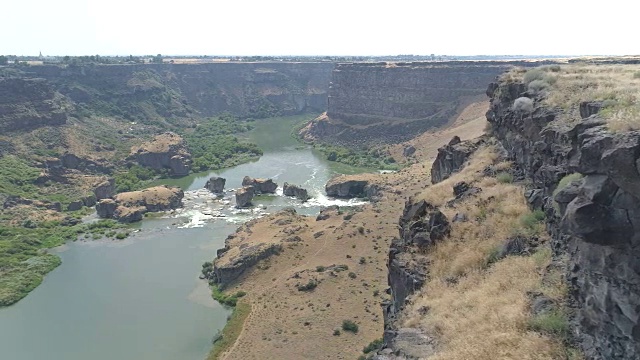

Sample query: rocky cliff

[485,72,640,359]
[0,77,70,131]
[300,62,518,146]
[128,132,192,176]
[22,62,333,120]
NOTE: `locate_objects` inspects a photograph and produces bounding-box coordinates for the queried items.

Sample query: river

[0,115,367,360]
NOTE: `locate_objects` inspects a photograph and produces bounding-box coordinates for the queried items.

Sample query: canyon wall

[0,62,333,132]
[301,61,529,147]
[0,77,70,131]
[486,80,640,359]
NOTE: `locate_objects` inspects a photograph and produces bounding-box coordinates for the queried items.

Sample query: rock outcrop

[241,176,277,194]
[94,179,115,200]
[430,136,485,184]
[128,132,192,176]
[378,198,450,358]
[300,62,517,146]
[325,175,381,200]
[235,186,254,208]
[282,182,310,201]
[205,176,226,194]
[486,77,640,359]
[95,185,184,223]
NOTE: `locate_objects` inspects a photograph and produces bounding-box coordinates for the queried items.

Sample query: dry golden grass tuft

[504,63,640,131]
[405,145,571,360]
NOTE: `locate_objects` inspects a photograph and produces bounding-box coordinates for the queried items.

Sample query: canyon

[2,59,639,360]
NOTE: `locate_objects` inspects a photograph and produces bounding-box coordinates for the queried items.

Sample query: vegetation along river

[0,115,368,360]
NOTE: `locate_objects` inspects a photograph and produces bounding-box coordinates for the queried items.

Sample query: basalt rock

[379,198,449,356]
[128,132,192,176]
[94,179,115,200]
[242,176,277,194]
[325,175,382,200]
[431,136,485,184]
[402,145,416,157]
[486,78,640,359]
[283,182,310,201]
[205,176,226,194]
[235,186,254,208]
[66,200,84,211]
[96,185,183,223]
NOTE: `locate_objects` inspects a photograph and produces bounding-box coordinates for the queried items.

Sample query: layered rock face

[24,62,334,119]
[486,80,640,359]
[241,176,277,194]
[300,62,514,146]
[96,185,183,223]
[0,77,69,131]
[128,132,192,176]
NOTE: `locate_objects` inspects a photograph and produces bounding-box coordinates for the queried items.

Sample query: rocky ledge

[431,135,485,183]
[95,185,184,223]
[202,209,304,288]
[486,77,640,359]
[128,132,192,176]
[376,198,451,359]
[325,174,382,200]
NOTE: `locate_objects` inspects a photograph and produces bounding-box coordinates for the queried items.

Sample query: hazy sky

[1,0,635,56]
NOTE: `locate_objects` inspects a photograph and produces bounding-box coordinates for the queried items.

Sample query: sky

[1,0,636,57]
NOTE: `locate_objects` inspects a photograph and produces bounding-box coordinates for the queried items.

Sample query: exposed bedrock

[377,198,450,359]
[128,132,192,176]
[486,79,640,359]
[324,175,382,200]
[95,185,184,223]
[23,62,334,119]
[300,62,518,146]
[205,176,226,194]
[282,182,310,201]
[430,135,485,183]
[241,176,277,194]
[0,77,70,132]
[235,186,255,208]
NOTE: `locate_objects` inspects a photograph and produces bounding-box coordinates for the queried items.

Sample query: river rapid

[0,115,368,360]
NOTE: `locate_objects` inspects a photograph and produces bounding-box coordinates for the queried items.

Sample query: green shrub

[316,266,326,272]
[296,280,317,292]
[528,310,569,338]
[553,173,584,198]
[348,272,357,279]
[212,286,247,307]
[496,172,513,183]
[333,329,341,336]
[342,320,359,333]
[523,68,546,84]
[115,232,128,240]
[520,210,545,232]
[634,71,640,79]
[528,79,550,94]
[363,338,384,354]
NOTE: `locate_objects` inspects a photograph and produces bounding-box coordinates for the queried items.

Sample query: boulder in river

[95,185,184,223]
[283,182,310,201]
[242,176,277,194]
[235,186,255,208]
[205,177,226,194]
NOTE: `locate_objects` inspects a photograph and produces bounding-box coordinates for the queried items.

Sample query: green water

[0,115,370,360]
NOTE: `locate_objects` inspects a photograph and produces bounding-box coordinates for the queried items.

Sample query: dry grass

[504,64,640,131]
[405,145,567,360]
